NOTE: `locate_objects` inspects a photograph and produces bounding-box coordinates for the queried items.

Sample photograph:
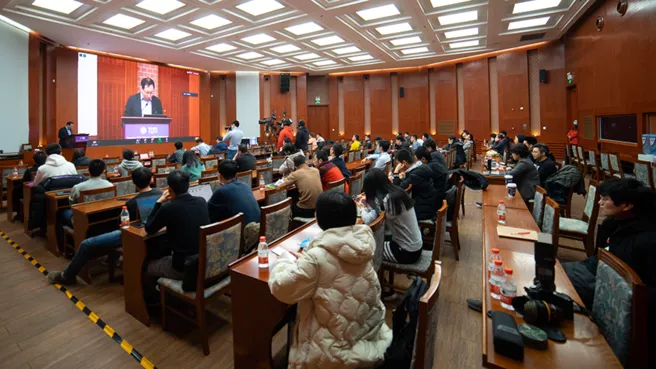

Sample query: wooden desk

[481,187,620,369]
[252,188,265,203]
[346,159,370,172]
[230,221,322,369]
[45,191,71,256]
[71,195,137,250]
[5,175,22,221]
[482,184,528,210]
[483,171,508,186]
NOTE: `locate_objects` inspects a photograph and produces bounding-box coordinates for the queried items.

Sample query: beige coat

[269,225,392,369]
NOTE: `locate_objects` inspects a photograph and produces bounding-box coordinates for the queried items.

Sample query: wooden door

[307,105,329,139]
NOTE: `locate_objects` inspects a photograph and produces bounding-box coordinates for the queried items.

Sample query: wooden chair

[412,261,443,369]
[599,152,612,179]
[75,166,89,177]
[258,167,274,185]
[201,168,218,179]
[558,180,600,256]
[216,152,226,160]
[348,171,364,196]
[347,150,355,163]
[153,173,168,188]
[369,211,386,273]
[633,161,652,188]
[587,150,601,181]
[541,197,560,253]
[570,145,580,168]
[79,186,117,203]
[199,176,221,192]
[156,163,177,174]
[592,248,648,369]
[102,157,120,165]
[236,170,253,187]
[255,160,269,170]
[264,186,287,205]
[259,198,292,245]
[272,156,285,171]
[577,146,587,176]
[151,157,167,168]
[109,176,136,196]
[203,158,219,169]
[446,180,463,260]
[609,152,624,178]
[531,186,547,228]
[326,178,346,193]
[159,214,244,356]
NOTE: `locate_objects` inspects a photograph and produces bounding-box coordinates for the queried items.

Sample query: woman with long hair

[180,150,205,182]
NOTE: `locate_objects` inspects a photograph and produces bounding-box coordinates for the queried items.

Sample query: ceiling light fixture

[295,53,320,60]
[376,22,412,35]
[270,44,301,53]
[32,0,83,14]
[332,46,360,54]
[444,27,479,39]
[508,16,550,30]
[154,28,191,41]
[236,51,264,59]
[438,10,478,25]
[191,14,232,30]
[136,0,185,15]
[103,14,145,30]
[311,35,344,46]
[431,0,471,7]
[449,39,479,48]
[262,59,286,65]
[236,0,285,17]
[241,33,276,44]
[401,46,430,55]
[349,54,374,62]
[513,0,561,14]
[285,22,323,35]
[356,4,400,21]
[314,60,337,66]
[206,43,237,53]
[390,36,422,46]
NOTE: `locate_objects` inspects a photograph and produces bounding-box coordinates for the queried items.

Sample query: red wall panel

[398,70,429,136]
[369,72,392,139]
[497,50,530,136]
[463,59,490,141]
[433,65,458,142]
[342,75,364,139]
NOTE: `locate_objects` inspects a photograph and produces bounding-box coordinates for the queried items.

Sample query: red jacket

[567,129,579,145]
[278,126,295,151]
[318,161,349,193]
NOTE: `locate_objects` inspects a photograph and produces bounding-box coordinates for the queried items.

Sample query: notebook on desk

[497,225,538,241]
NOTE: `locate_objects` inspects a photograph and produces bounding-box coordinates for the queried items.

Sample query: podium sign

[121,116,172,140]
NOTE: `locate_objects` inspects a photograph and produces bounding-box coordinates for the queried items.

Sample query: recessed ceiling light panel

[390,36,422,46]
[295,53,320,60]
[236,51,264,59]
[438,10,478,25]
[332,46,360,54]
[236,0,285,17]
[270,44,301,53]
[356,4,400,21]
[508,16,550,30]
[444,27,479,39]
[513,0,561,14]
[262,59,286,65]
[32,0,83,14]
[242,33,276,44]
[449,39,479,48]
[191,15,232,30]
[314,60,336,66]
[103,14,145,30]
[431,0,471,7]
[136,0,185,15]
[311,35,344,46]
[376,22,412,35]
[285,22,323,35]
[206,43,237,53]
[155,28,191,41]
[401,46,430,55]
[349,54,374,62]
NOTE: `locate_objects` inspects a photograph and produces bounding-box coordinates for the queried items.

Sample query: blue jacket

[207,180,260,225]
[330,157,352,179]
[214,142,227,152]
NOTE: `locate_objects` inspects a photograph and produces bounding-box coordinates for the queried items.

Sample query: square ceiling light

[206,43,237,53]
[242,33,276,44]
[332,46,360,54]
[236,0,284,17]
[390,36,421,46]
[513,0,561,14]
[103,14,145,30]
[191,15,231,30]
[356,4,400,21]
[349,54,374,61]
[314,60,336,66]
[449,39,479,48]
[155,28,191,41]
[311,35,344,46]
[136,0,185,15]
[444,27,479,39]
[438,10,478,25]
[295,53,320,60]
[508,16,550,30]
[431,0,471,7]
[285,22,323,35]
[236,51,264,59]
[376,22,412,35]
[32,0,83,14]
[262,59,286,65]
[270,44,301,53]
[401,46,429,55]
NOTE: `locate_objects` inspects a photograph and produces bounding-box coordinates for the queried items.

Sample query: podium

[122,116,171,140]
[61,134,89,150]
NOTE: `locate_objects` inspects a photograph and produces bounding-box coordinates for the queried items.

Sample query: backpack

[380,277,429,369]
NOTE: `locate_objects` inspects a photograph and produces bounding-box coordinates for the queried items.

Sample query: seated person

[211,135,227,154]
[491,131,510,156]
[281,155,322,218]
[507,144,540,202]
[444,135,466,168]
[365,139,392,170]
[118,149,143,177]
[312,150,349,193]
[48,168,162,285]
[180,150,206,182]
[395,134,410,151]
[392,149,437,221]
[279,143,305,177]
[360,168,422,265]
[71,148,90,167]
[22,151,47,184]
[484,133,497,149]
[422,133,434,144]
[524,136,538,151]
[363,134,372,150]
[234,144,256,172]
[415,145,447,207]
[168,141,185,164]
[145,170,210,293]
[308,132,318,151]
[350,134,361,151]
[190,138,212,156]
[410,134,423,152]
[208,160,261,250]
[269,191,392,369]
[531,144,557,185]
[69,159,114,204]
[423,139,447,170]
[33,143,77,185]
[329,144,352,179]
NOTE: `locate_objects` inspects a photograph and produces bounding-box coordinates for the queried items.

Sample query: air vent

[520,33,546,41]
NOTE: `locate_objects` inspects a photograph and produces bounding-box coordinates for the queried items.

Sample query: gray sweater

[508,157,540,201]
[361,195,422,253]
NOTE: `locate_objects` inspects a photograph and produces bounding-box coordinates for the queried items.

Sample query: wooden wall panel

[225,73,236,124]
[328,76,339,140]
[268,74,290,119]
[199,72,210,141]
[158,67,190,138]
[307,75,329,105]
[28,34,42,146]
[296,74,307,123]
[44,45,56,144]
[55,48,77,140]
[462,59,490,142]
[188,73,200,137]
[342,75,364,139]
[497,50,530,135]
[433,65,458,142]
[368,72,392,139]
[308,106,330,139]
[96,56,137,140]
[209,74,221,140]
[398,70,429,137]
[538,41,567,142]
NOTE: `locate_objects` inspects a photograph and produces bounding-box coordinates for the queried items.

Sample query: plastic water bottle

[489,259,505,299]
[500,268,517,310]
[488,248,502,279]
[12,167,18,176]
[120,206,130,229]
[497,200,507,224]
[388,170,394,182]
[114,166,119,174]
[258,236,269,268]
[259,175,265,191]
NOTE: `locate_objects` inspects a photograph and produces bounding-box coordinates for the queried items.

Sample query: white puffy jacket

[33,154,77,186]
[269,225,392,369]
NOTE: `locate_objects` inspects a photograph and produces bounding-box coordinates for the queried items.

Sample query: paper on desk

[496,225,538,241]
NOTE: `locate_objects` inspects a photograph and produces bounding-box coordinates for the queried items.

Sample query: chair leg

[197,302,210,355]
[461,187,466,217]
[449,230,460,261]
[583,234,594,257]
[160,288,167,331]
[79,265,92,285]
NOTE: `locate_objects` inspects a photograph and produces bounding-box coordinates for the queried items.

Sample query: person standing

[567,123,579,145]
[277,120,295,152]
[295,120,309,152]
[224,120,243,159]
[58,121,75,148]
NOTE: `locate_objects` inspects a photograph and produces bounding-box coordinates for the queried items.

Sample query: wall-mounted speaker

[363,74,370,80]
[280,73,290,93]
[399,87,404,98]
[337,76,344,82]
[539,69,548,83]
[264,75,270,81]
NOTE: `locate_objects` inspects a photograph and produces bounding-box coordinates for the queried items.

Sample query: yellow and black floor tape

[0,231,158,369]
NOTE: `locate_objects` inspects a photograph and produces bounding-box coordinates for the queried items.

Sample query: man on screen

[124,78,163,117]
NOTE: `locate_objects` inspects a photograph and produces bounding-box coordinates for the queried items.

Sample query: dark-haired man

[329,144,352,179]
[168,141,185,164]
[224,120,243,159]
[393,149,436,221]
[365,140,391,170]
[58,121,74,147]
[212,136,227,154]
[281,155,322,218]
[531,144,557,185]
[415,145,447,206]
[33,143,77,185]
[235,144,256,171]
[313,150,348,193]
[423,139,447,170]
[191,138,212,156]
[295,120,309,151]
[68,159,114,204]
[124,77,163,117]
[48,168,162,285]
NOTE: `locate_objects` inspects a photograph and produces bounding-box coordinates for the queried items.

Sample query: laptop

[135,195,159,225]
[188,183,213,202]
[139,153,150,160]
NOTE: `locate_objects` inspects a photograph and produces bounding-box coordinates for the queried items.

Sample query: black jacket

[29,175,86,230]
[146,193,210,272]
[330,157,352,179]
[535,158,557,185]
[295,127,309,151]
[508,157,540,201]
[58,127,73,147]
[544,165,586,205]
[445,141,466,168]
[393,163,437,221]
[491,138,511,156]
[430,150,447,169]
[124,93,163,117]
[73,156,91,167]
[426,157,448,206]
[235,153,256,172]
